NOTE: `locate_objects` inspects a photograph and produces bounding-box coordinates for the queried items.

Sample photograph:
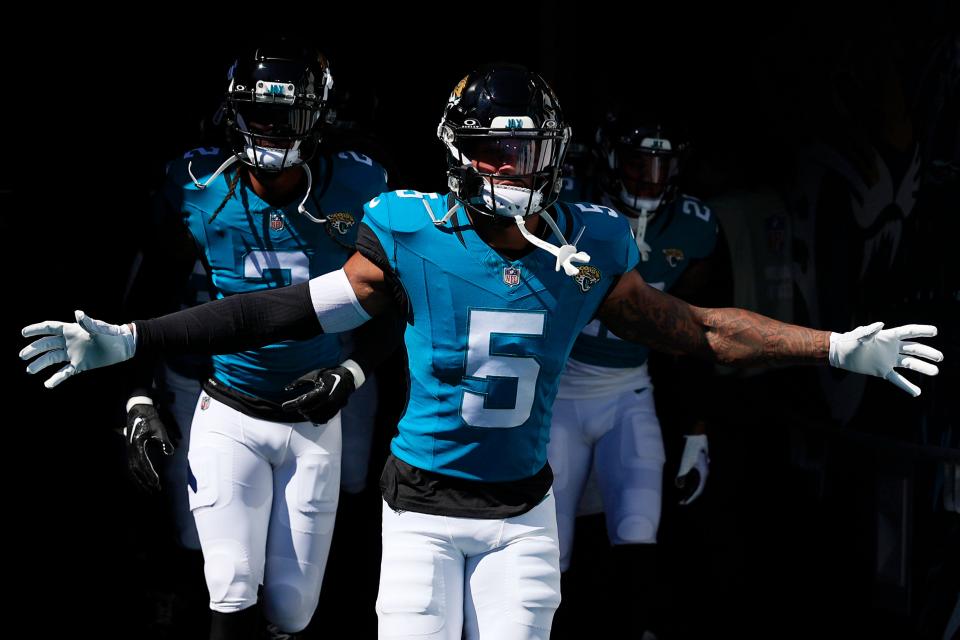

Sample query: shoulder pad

[330,150,390,187]
[363,190,445,234]
[562,201,633,242]
[165,147,232,189]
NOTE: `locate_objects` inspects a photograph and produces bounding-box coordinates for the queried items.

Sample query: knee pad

[611,513,659,545]
[262,565,322,634]
[608,484,661,544]
[203,539,259,613]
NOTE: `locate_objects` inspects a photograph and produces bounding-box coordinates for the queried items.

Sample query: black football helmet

[595,110,689,215]
[224,37,335,174]
[437,64,571,220]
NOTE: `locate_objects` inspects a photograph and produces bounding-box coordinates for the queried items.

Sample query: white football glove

[829,323,942,397]
[20,310,136,388]
[676,434,710,505]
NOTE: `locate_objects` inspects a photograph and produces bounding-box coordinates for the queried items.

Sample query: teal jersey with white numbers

[361,191,639,481]
[568,194,718,369]
[163,147,388,403]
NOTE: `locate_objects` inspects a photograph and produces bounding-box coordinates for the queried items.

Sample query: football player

[108,36,399,640]
[549,109,723,636]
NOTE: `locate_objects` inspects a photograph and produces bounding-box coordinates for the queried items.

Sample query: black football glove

[124,400,175,493]
[282,364,357,425]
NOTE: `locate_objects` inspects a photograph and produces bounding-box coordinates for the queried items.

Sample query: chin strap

[190,156,324,224]
[514,211,591,276]
[296,163,325,223]
[420,194,591,276]
[634,210,652,262]
[422,199,459,226]
[187,155,239,190]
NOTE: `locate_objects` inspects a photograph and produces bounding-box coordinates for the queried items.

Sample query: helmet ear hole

[448,165,484,201]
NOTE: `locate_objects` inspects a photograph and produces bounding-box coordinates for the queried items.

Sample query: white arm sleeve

[308,269,372,333]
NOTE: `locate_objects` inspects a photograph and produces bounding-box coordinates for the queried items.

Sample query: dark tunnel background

[3,2,958,637]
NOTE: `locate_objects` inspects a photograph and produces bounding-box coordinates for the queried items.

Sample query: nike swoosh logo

[131,417,145,443]
[326,373,341,396]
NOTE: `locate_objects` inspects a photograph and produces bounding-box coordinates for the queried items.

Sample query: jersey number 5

[460,309,545,429]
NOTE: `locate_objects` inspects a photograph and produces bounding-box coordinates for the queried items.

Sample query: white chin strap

[480,183,544,218]
[422,200,460,226]
[244,143,323,221]
[295,163,324,223]
[627,210,653,262]
[186,150,323,224]
[620,189,664,263]
[476,183,590,276]
[188,155,239,190]
[514,212,591,276]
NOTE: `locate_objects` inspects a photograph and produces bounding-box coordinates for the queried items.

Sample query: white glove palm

[20,310,136,388]
[829,322,942,397]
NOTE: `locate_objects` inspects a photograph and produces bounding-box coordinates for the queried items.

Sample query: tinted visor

[233,101,318,144]
[457,136,558,176]
[617,148,679,199]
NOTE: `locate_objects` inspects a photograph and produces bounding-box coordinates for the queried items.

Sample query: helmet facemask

[597,120,687,261]
[227,78,331,175]
[434,66,590,275]
[612,140,681,214]
[187,42,336,224]
[441,116,570,221]
[439,116,589,275]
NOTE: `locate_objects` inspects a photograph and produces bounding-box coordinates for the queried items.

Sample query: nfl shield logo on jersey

[270,213,284,232]
[200,396,211,411]
[503,266,521,287]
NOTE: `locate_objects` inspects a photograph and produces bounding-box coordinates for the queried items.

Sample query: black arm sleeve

[135,282,322,357]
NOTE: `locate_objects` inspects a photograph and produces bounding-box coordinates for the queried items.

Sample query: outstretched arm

[20,252,397,388]
[597,270,942,396]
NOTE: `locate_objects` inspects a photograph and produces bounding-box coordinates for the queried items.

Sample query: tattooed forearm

[608,289,711,357]
[695,306,830,366]
[599,272,830,367]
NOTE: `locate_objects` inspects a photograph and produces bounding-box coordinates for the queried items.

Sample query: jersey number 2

[243,250,310,285]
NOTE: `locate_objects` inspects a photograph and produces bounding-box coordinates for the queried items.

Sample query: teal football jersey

[162,147,387,402]
[361,191,639,480]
